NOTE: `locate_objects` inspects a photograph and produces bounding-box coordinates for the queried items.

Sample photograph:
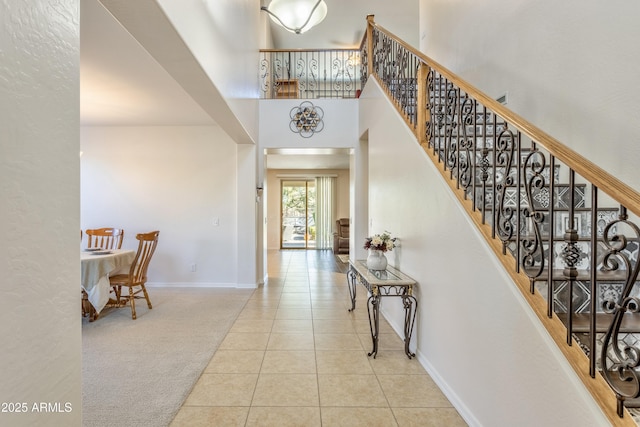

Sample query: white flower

[364,231,397,252]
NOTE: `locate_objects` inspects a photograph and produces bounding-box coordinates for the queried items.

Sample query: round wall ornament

[289,101,324,138]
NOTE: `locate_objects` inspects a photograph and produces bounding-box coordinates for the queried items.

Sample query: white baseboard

[147,282,257,289]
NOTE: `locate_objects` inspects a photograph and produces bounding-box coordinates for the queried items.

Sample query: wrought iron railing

[362,15,640,423]
[260,49,361,99]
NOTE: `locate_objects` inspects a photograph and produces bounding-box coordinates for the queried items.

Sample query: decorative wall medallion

[290,101,324,138]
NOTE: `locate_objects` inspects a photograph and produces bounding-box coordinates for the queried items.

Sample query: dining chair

[85,228,124,250]
[109,231,160,320]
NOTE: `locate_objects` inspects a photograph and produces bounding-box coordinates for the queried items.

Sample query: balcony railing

[362,14,640,425]
[260,49,361,99]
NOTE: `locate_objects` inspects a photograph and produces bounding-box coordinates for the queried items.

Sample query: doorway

[281,180,316,249]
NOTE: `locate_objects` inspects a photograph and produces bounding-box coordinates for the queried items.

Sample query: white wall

[265,169,350,250]
[420,0,640,193]
[0,1,81,425]
[157,0,261,143]
[81,126,243,287]
[259,99,358,148]
[359,79,609,426]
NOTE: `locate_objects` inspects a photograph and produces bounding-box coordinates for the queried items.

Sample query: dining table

[81,249,135,321]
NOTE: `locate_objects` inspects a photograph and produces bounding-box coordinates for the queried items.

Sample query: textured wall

[0,1,81,425]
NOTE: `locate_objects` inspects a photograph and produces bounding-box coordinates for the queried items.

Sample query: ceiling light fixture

[261,0,328,35]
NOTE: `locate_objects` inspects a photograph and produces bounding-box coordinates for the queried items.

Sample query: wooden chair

[109,231,160,319]
[85,227,124,250]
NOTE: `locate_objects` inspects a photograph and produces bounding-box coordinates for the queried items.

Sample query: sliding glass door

[281,180,316,249]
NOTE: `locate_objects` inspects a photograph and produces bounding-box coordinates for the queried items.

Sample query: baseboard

[147,282,257,289]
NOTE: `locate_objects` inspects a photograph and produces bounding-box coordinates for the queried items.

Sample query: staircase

[363,15,640,425]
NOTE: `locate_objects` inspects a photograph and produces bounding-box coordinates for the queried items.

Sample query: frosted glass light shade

[263,0,328,34]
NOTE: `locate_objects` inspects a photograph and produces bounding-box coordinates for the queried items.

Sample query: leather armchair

[333,218,349,254]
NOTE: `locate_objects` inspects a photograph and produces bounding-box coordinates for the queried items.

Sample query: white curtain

[315,176,335,249]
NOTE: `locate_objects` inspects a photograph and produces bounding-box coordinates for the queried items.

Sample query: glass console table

[347,260,417,359]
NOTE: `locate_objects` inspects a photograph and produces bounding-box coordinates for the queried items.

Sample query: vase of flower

[364,231,396,271]
[366,249,387,270]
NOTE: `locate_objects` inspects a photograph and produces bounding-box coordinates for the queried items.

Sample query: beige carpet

[82,287,252,427]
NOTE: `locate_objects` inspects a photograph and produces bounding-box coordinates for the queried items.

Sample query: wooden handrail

[366,18,640,218]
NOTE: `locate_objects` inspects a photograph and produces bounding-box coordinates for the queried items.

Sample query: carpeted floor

[82,287,253,427]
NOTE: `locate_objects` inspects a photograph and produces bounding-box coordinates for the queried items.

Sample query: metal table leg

[367,294,380,358]
[347,267,357,312]
[402,294,417,359]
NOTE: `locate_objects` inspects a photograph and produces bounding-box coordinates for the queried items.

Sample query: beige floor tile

[318,374,387,407]
[378,375,453,408]
[252,373,319,406]
[281,285,310,293]
[244,296,280,303]
[314,333,363,350]
[345,305,370,320]
[314,319,356,334]
[283,270,308,276]
[272,318,314,334]
[267,332,315,350]
[316,350,374,374]
[321,407,398,427]
[229,319,274,333]
[278,299,312,308]
[204,350,265,374]
[358,333,406,354]
[310,299,345,309]
[280,292,311,301]
[312,308,351,320]
[275,308,313,319]
[246,406,321,427]
[244,298,281,308]
[368,351,427,375]
[183,373,258,406]
[353,319,396,335]
[310,290,345,299]
[170,406,249,426]
[219,332,270,350]
[176,251,458,424]
[393,408,468,427]
[261,350,316,373]
[237,308,278,320]
[283,274,309,280]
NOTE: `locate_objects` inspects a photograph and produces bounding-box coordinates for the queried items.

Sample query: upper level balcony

[260,49,362,99]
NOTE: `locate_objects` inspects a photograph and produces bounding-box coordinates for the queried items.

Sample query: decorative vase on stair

[366,249,388,271]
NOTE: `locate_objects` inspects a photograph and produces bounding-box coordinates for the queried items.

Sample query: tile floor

[170,250,467,426]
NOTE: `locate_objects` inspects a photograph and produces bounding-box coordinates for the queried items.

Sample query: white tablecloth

[81,249,135,313]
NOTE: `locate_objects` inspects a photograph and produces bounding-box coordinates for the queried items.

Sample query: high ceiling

[80,0,216,127]
[266,0,419,50]
[80,0,419,168]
